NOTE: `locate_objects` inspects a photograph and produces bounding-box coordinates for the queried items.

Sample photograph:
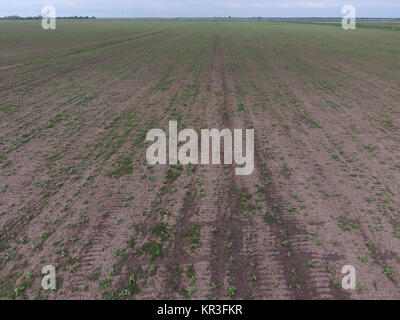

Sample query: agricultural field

[0,19,400,300]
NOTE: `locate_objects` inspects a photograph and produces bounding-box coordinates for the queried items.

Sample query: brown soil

[1,20,399,300]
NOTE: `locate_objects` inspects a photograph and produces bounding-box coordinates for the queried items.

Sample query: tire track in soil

[160,39,226,300]
[82,39,217,298]
[72,192,128,289]
[1,188,53,242]
[163,168,202,299]
[112,40,219,299]
[8,28,207,296]
[62,116,184,293]
[0,27,190,96]
[111,165,204,299]
[203,35,231,299]
[214,33,292,299]
[1,22,200,74]
[0,31,153,74]
[0,34,176,246]
[237,32,351,299]
[206,34,253,300]
[248,99,345,298]
[0,76,138,243]
[219,31,346,299]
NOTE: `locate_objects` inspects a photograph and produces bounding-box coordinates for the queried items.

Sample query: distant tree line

[1,15,96,20]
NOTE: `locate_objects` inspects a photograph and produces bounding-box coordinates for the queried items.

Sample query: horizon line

[2,15,400,19]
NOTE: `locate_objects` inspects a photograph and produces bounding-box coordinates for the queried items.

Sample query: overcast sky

[2,0,399,18]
